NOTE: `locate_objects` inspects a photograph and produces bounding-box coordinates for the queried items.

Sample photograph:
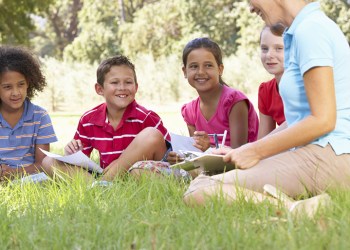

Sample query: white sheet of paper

[40,149,103,174]
[170,132,202,153]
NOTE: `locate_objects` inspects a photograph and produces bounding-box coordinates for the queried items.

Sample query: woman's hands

[212,143,262,170]
[64,139,83,155]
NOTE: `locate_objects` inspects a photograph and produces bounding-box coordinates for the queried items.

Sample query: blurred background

[1,0,349,148]
[2,0,349,112]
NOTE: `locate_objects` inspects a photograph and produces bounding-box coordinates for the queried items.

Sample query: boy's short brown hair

[96,55,138,86]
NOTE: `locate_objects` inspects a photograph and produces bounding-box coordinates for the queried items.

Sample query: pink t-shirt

[258,78,285,125]
[181,85,259,146]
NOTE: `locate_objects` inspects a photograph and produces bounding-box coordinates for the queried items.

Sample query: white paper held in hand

[170,132,202,154]
[40,148,103,174]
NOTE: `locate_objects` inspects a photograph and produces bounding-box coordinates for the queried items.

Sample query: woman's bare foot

[263,184,331,218]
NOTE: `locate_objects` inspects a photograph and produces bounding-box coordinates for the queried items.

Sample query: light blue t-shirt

[0,99,58,168]
[280,2,350,155]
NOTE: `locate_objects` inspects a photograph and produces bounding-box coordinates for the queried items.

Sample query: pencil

[213,133,219,149]
[208,133,225,136]
[221,130,227,147]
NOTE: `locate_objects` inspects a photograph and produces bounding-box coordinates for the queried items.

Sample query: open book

[169,133,235,173]
[40,149,103,174]
[170,151,235,173]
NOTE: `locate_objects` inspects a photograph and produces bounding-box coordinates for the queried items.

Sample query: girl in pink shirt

[171,38,258,161]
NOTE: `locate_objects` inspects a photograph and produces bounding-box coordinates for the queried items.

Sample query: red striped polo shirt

[74,100,170,168]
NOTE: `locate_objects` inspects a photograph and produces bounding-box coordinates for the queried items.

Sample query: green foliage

[33,50,266,114]
[223,50,270,95]
[0,0,53,44]
[183,0,239,56]
[34,57,101,112]
[119,0,242,58]
[119,0,188,58]
[63,0,121,63]
[2,0,350,62]
[118,0,161,23]
[231,1,264,57]
[133,54,198,103]
[320,0,350,42]
[32,0,83,58]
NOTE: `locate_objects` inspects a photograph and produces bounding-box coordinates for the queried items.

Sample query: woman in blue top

[183,0,350,216]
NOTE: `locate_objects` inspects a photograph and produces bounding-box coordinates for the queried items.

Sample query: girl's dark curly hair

[0,46,47,100]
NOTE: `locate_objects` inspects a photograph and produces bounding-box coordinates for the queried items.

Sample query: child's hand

[211,146,232,155]
[64,139,83,155]
[167,151,184,165]
[193,131,211,151]
[1,163,13,179]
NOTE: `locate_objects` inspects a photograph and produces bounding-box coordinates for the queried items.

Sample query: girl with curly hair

[0,46,57,181]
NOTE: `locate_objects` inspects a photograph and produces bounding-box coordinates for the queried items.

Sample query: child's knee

[136,127,164,144]
[41,157,57,175]
[142,127,162,137]
[42,156,53,169]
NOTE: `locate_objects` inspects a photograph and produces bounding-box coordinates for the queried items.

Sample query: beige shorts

[187,144,350,198]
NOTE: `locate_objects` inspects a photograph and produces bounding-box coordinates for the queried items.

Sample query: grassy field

[1,172,350,249]
[2,109,350,249]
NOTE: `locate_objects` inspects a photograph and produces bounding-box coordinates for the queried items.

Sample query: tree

[32,0,82,58]
[119,0,242,58]
[321,0,350,43]
[118,0,160,22]
[0,0,53,44]
[231,1,263,57]
[62,0,121,63]
[119,0,187,58]
[183,0,240,56]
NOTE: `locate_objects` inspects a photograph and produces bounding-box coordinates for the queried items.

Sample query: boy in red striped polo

[43,55,171,181]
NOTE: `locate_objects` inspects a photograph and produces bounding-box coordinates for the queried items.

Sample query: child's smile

[0,70,28,113]
[95,65,138,113]
[260,27,284,79]
[183,48,223,93]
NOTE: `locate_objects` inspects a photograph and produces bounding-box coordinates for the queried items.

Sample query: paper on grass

[12,172,50,185]
[40,149,103,174]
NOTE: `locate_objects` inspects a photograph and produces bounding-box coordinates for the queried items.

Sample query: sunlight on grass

[5,101,347,249]
[1,174,349,249]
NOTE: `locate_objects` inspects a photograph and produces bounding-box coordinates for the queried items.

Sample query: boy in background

[43,55,170,181]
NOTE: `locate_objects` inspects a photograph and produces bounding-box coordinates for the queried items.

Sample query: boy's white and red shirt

[74,100,170,168]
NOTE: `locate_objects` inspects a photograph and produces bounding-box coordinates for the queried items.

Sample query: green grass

[1,174,350,250]
[3,114,350,249]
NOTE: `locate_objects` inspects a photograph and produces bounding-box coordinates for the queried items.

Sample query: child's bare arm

[0,144,50,178]
[229,100,249,148]
[258,112,276,139]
